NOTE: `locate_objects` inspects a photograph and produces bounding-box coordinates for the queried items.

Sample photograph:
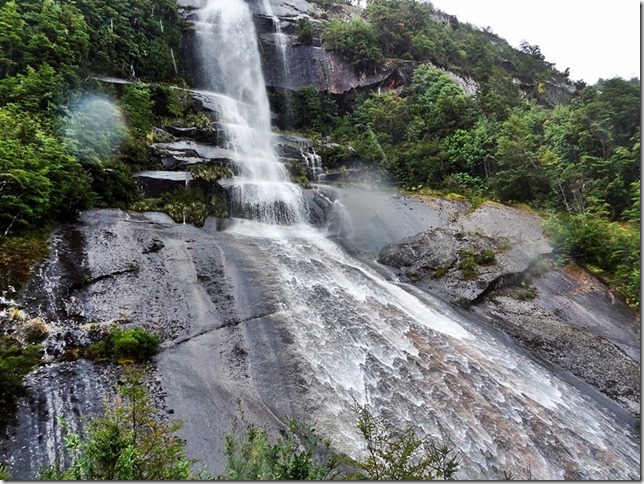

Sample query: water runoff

[193,0,640,478]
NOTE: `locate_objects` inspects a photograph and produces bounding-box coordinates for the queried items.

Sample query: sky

[427,0,641,85]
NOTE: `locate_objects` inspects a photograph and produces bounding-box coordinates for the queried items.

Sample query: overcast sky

[427,0,641,85]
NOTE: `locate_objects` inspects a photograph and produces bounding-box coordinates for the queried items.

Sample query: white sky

[428,0,641,84]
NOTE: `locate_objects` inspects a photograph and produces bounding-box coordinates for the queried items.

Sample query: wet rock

[376,198,640,416]
[133,171,193,198]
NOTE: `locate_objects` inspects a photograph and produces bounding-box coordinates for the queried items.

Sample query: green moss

[0,336,41,423]
[431,266,449,279]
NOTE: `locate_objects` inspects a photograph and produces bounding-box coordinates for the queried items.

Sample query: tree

[344,402,459,480]
[407,65,478,139]
[0,105,92,234]
[491,107,550,203]
[323,19,382,72]
[0,1,26,79]
[40,371,199,480]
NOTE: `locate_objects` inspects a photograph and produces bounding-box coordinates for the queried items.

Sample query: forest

[0,0,640,479]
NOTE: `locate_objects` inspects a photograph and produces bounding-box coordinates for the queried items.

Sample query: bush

[323,19,382,72]
[344,402,459,480]
[85,326,160,363]
[544,211,640,308]
[295,18,314,45]
[112,327,160,362]
[458,250,478,280]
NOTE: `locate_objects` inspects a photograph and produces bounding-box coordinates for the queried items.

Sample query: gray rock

[133,171,193,197]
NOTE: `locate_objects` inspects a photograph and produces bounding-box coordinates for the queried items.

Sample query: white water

[194,0,307,224]
[193,0,640,479]
[224,221,640,479]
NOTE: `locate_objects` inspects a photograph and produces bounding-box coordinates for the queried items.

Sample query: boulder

[378,201,553,305]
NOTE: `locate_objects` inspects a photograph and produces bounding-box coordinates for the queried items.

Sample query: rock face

[376,199,640,416]
[180,0,478,96]
[378,201,552,305]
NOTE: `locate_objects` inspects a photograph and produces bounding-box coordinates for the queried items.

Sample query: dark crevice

[165,310,279,348]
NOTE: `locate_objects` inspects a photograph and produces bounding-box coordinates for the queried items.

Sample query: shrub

[111,327,160,362]
[323,19,382,72]
[475,249,496,266]
[221,415,339,480]
[458,250,478,280]
[296,17,314,45]
[85,326,160,363]
[0,336,41,422]
[344,402,459,480]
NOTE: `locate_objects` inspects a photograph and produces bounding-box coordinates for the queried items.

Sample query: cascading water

[193,0,307,224]
[189,0,639,479]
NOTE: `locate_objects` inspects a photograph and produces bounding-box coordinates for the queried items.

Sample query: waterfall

[186,0,639,479]
[193,0,307,224]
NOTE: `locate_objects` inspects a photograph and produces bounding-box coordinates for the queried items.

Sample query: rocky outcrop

[376,199,640,416]
[378,201,552,305]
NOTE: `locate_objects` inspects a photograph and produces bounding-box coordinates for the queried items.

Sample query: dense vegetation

[0,0,188,295]
[292,0,641,307]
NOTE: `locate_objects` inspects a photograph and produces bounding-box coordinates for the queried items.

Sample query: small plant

[189,164,233,182]
[475,249,496,266]
[345,402,459,480]
[514,287,537,301]
[21,317,49,343]
[0,463,11,480]
[458,250,478,280]
[221,411,339,480]
[432,266,449,279]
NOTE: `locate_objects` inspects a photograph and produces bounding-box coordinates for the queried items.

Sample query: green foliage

[73,0,183,81]
[292,86,338,134]
[86,326,160,363]
[120,85,154,138]
[432,266,449,279]
[458,250,478,280]
[221,414,339,480]
[323,19,382,72]
[295,17,314,45]
[476,249,496,265]
[39,371,199,480]
[344,402,459,480]
[0,463,11,480]
[364,0,435,60]
[64,95,127,166]
[407,65,480,139]
[0,336,41,422]
[189,164,234,182]
[0,105,93,234]
[544,212,640,308]
[130,187,216,226]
